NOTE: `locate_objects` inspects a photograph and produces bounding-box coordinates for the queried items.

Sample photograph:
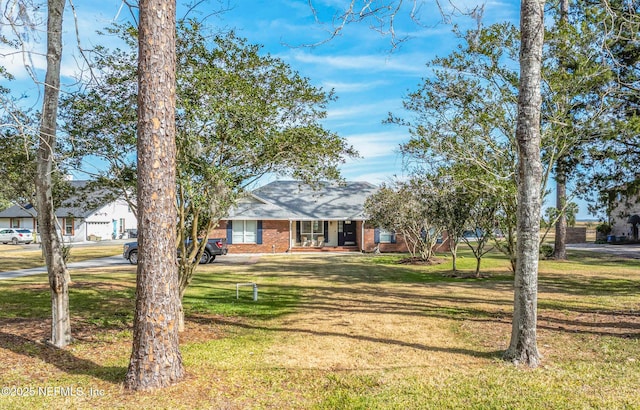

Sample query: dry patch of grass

[0,244,122,272]
[0,251,639,409]
[262,281,494,375]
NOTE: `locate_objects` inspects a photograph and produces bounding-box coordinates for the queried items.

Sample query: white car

[0,228,34,245]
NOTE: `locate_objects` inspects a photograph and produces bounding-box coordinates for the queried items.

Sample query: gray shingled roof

[225,180,378,221]
[225,195,292,220]
[0,204,38,218]
[0,181,115,219]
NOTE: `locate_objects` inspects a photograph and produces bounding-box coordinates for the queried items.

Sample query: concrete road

[567,243,640,259]
[0,255,129,280]
[0,252,260,280]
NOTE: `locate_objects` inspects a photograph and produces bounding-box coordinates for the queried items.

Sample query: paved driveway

[0,255,129,280]
[567,243,640,259]
[0,253,261,280]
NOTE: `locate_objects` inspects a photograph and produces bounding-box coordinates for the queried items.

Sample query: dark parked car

[123,238,228,265]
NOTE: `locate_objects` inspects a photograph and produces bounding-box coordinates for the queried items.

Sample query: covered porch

[288,219,363,251]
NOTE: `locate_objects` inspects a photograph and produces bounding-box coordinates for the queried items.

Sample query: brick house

[210,180,414,254]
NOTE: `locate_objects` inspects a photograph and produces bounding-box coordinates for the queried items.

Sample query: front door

[339,221,356,246]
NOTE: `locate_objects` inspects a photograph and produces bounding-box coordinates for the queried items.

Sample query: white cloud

[340,155,407,184]
[1,42,46,80]
[1,2,118,83]
[345,130,408,159]
[326,97,404,120]
[323,79,390,93]
[327,103,380,120]
[288,50,428,75]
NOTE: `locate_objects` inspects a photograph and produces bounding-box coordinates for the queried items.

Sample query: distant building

[0,181,136,242]
[607,186,640,241]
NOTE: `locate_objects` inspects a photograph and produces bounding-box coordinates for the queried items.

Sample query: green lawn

[0,248,638,409]
[0,243,123,271]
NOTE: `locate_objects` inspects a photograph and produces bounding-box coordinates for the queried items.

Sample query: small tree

[426,170,473,273]
[365,180,442,261]
[0,108,38,207]
[2,0,73,348]
[393,23,521,272]
[36,0,72,348]
[461,194,497,278]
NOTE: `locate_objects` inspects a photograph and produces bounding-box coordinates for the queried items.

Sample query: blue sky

[216,0,521,183]
[3,1,595,219]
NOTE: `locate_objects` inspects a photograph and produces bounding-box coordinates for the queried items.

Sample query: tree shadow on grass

[0,322,126,384]
[567,250,640,265]
[187,278,640,340]
[189,315,504,362]
[537,311,640,339]
[190,253,640,348]
[241,254,517,286]
[539,275,640,297]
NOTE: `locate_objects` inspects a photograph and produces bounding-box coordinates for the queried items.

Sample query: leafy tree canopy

[61,20,357,204]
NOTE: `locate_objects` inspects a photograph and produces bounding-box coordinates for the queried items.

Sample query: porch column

[288,220,292,252]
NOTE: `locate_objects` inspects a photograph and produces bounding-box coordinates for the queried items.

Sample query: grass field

[0,243,124,272]
[0,246,638,409]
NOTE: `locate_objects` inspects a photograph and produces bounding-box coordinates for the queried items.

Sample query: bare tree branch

[304,0,484,49]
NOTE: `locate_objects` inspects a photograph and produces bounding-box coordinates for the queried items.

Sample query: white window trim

[233,220,257,244]
[63,218,75,236]
[300,220,324,241]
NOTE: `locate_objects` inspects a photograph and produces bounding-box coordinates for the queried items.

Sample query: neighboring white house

[608,188,640,241]
[0,181,137,243]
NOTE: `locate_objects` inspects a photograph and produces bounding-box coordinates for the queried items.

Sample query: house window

[374,228,396,244]
[300,221,324,242]
[119,218,126,234]
[10,218,20,228]
[63,218,74,236]
[378,229,394,243]
[232,220,257,244]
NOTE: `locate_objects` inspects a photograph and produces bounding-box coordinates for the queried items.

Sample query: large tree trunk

[124,0,184,391]
[36,0,72,349]
[553,170,567,260]
[504,0,545,368]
